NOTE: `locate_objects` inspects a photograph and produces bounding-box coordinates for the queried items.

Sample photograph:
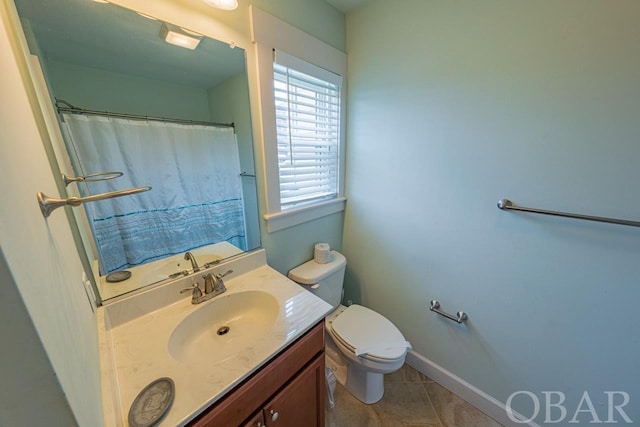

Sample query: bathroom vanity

[189,321,325,426]
[97,249,332,426]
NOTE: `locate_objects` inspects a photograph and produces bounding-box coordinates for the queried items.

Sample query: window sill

[263,197,346,232]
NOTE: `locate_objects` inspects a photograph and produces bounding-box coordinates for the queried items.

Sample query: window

[273,51,341,210]
[251,6,347,232]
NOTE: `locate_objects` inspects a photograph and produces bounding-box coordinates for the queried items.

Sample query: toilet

[288,250,411,404]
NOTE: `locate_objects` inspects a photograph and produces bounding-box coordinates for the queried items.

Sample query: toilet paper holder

[429,300,468,324]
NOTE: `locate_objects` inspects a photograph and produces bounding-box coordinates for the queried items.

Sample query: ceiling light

[203,0,238,11]
[160,23,203,50]
[91,0,109,3]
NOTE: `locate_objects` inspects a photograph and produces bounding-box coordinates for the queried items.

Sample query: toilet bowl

[288,251,410,404]
[324,304,409,403]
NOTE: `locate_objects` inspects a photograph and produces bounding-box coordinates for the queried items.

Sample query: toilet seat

[330,305,409,362]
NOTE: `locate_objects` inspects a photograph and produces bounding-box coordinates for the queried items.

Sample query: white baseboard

[405,350,540,427]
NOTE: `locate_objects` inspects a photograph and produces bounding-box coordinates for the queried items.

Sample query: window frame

[274,50,342,211]
[250,6,347,232]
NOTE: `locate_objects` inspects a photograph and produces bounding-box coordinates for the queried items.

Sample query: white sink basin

[168,290,280,364]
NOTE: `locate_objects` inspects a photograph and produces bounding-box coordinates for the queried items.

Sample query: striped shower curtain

[60,113,246,274]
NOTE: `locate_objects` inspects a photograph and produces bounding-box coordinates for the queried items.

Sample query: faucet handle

[203,259,221,269]
[180,284,203,303]
[215,270,233,279]
[213,270,233,292]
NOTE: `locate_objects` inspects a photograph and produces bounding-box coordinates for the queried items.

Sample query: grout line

[421,380,445,427]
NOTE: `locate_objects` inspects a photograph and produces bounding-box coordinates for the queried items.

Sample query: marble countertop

[97,249,332,426]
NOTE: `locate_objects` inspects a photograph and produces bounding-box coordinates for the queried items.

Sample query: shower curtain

[60,113,246,274]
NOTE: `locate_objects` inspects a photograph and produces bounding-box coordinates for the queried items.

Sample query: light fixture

[160,23,203,50]
[202,0,238,11]
[91,0,109,3]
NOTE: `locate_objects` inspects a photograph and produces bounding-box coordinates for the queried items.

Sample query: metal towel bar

[497,199,640,228]
[429,300,468,324]
[37,186,151,218]
[62,171,123,187]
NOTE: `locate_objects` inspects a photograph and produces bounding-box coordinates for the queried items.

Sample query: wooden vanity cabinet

[188,321,325,427]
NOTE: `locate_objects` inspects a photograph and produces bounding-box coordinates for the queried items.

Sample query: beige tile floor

[326,364,503,427]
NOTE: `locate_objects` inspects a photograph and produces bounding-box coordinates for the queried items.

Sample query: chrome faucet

[184,251,199,272]
[203,273,216,294]
[180,270,233,304]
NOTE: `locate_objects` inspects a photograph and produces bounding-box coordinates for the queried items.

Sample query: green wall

[208,71,261,251]
[344,0,640,423]
[250,0,345,51]
[0,249,77,426]
[45,60,211,120]
[209,0,345,52]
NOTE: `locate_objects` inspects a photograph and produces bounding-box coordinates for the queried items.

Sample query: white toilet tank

[288,251,347,309]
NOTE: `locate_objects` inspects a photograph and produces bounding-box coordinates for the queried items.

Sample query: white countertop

[97,249,332,426]
[96,241,244,301]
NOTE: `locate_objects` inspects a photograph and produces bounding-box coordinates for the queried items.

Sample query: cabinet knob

[256,423,264,427]
[270,409,279,421]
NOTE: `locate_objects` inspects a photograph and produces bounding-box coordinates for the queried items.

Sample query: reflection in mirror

[15,0,260,301]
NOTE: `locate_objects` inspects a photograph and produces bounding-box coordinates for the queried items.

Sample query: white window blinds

[273,51,342,210]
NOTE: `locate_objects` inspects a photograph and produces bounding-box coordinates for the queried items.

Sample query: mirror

[15,0,260,301]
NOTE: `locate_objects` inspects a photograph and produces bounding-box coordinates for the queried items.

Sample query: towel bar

[429,300,468,324]
[62,171,123,187]
[37,186,151,218]
[497,199,640,228]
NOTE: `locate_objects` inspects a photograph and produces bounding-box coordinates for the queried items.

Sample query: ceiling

[14,0,246,89]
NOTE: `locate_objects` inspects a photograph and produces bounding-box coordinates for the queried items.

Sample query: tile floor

[325,364,503,427]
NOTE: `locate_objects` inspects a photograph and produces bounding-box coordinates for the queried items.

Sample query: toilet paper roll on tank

[314,243,332,264]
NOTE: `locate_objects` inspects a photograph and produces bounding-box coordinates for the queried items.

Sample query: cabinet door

[264,354,325,427]
[242,411,265,427]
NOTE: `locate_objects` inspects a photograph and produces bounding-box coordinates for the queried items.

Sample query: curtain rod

[55,99,234,130]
